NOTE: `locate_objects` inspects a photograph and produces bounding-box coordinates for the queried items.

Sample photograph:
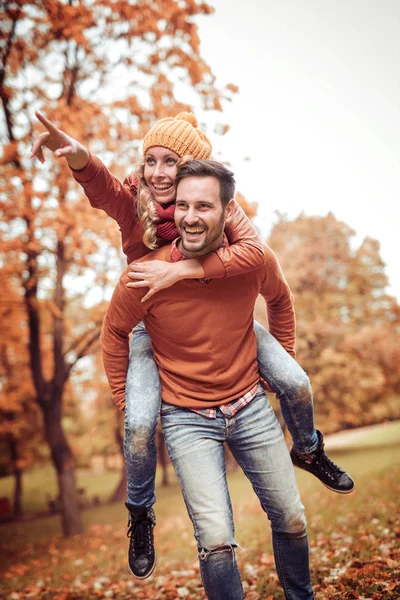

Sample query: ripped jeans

[124,321,318,508]
[161,386,314,600]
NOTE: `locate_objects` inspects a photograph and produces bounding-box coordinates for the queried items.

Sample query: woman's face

[144,146,180,205]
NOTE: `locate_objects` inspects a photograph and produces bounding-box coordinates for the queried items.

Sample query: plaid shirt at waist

[189,381,259,419]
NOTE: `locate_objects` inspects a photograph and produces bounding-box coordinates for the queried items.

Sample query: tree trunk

[43,401,82,536]
[8,436,23,518]
[13,469,23,517]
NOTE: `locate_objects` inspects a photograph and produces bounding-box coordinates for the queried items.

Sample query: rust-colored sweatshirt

[101,241,295,411]
[72,154,265,278]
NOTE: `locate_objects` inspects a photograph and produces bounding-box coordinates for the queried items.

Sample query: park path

[324,420,396,449]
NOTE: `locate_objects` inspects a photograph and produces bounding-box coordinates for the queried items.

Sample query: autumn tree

[0,0,235,535]
[235,191,258,221]
[0,269,43,517]
[262,212,400,431]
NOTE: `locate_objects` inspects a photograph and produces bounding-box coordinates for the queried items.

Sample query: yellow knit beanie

[142,112,212,159]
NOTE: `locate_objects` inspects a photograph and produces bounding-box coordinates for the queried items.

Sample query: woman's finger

[29,132,50,157]
[35,111,60,135]
[126,280,148,288]
[55,145,74,158]
[31,145,45,163]
[141,289,155,303]
[129,262,145,272]
[36,147,45,163]
[127,270,145,279]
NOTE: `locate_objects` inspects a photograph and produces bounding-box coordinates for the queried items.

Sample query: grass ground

[0,467,121,515]
[0,423,399,599]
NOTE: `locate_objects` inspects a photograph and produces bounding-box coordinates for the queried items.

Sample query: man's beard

[179,213,225,256]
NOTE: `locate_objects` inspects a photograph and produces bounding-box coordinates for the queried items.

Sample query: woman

[31,111,354,580]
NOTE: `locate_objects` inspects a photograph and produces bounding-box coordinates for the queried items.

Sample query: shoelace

[127,517,153,556]
[317,451,344,479]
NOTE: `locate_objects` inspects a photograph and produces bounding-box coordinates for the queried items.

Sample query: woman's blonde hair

[133,159,159,250]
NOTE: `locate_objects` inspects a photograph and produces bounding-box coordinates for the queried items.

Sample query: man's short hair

[175,159,236,208]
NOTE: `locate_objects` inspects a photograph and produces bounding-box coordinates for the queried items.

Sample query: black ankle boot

[290,431,355,494]
[125,503,156,579]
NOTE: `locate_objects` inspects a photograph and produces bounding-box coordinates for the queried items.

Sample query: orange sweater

[72,154,265,278]
[101,242,295,411]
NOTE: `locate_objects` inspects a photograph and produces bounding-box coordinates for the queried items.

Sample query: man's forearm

[261,246,296,357]
[267,302,296,358]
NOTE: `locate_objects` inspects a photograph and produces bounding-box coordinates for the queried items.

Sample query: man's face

[175,176,227,257]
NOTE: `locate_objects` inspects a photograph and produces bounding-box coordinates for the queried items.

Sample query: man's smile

[183,226,205,235]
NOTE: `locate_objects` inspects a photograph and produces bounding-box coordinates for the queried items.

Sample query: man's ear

[224,198,235,219]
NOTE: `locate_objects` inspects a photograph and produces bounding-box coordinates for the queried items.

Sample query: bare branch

[63,325,102,382]
[63,319,103,357]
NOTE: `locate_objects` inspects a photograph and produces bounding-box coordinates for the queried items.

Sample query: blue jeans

[124,321,318,507]
[254,321,318,453]
[124,322,161,508]
[161,387,314,600]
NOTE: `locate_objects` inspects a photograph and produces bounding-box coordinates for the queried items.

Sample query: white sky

[195,0,400,299]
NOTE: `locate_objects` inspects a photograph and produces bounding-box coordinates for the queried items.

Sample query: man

[101,159,315,599]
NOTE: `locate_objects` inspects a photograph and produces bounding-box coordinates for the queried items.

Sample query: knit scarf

[156,202,178,240]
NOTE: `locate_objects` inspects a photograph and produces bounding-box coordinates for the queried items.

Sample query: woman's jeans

[161,387,314,600]
[124,320,318,508]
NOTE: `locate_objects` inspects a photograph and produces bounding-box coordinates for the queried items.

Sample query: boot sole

[128,552,156,580]
[321,480,355,494]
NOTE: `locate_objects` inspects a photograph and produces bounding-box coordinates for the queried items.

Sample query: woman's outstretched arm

[30,112,90,170]
[31,112,137,229]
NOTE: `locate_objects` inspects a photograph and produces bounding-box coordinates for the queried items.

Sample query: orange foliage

[0,270,41,473]
[264,212,400,432]
[235,191,258,220]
